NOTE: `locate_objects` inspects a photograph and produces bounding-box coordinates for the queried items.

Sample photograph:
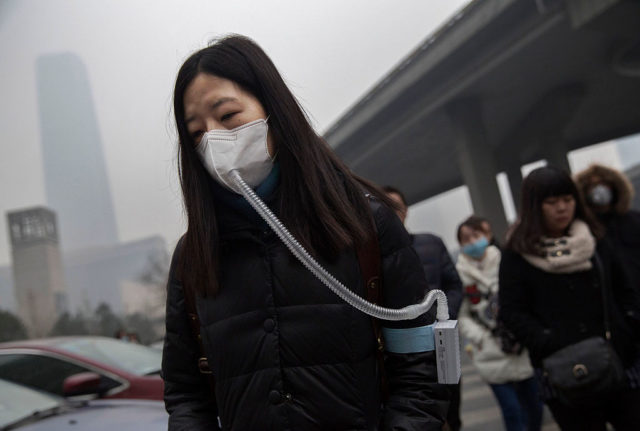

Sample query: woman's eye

[221,112,237,121]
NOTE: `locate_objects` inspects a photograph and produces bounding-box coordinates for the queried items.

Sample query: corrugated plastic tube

[231,170,450,322]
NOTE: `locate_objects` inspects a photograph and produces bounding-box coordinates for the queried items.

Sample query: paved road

[457,355,560,431]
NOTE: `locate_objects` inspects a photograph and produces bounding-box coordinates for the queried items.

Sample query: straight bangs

[530,167,579,201]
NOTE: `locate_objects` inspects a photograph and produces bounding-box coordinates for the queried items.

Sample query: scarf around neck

[456,245,501,289]
[522,219,595,274]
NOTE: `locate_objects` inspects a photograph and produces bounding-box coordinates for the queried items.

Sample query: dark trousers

[547,387,640,431]
[489,377,543,431]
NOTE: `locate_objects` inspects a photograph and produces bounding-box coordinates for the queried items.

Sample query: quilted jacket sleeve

[162,240,221,431]
[373,202,450,431]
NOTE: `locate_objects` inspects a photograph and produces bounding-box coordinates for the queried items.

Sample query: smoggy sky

[0,0,470,265]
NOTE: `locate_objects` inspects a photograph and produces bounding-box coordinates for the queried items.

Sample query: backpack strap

[356,195,388,401]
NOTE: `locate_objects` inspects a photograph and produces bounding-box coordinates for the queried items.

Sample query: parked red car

[0,336,164,400]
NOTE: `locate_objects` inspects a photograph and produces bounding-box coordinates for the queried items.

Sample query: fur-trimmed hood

[574,164,634,214]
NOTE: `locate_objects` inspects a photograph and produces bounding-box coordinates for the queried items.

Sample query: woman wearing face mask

[162,35,449,431]
[455,217,541,431]
[499,166,640,430]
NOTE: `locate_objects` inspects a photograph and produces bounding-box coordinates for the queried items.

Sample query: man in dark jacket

[575,164,640,293]
[383,186,463,318]
[384,186,463,431]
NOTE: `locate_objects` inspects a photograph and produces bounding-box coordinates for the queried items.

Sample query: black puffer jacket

[162,198,449,430]
[410,234,463,319]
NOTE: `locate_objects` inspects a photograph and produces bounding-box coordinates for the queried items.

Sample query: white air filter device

[434,320,461,384]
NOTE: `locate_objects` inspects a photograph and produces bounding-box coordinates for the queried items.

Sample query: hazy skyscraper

[36,53,118,251]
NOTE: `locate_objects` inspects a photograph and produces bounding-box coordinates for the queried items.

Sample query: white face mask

[589,184,613,206]
[197,118,273,194]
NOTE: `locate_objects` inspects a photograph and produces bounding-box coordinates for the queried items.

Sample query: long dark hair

[173,35,394,296]
[506,166,602,255]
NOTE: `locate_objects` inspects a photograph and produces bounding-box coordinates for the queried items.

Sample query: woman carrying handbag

[498,166,640,431]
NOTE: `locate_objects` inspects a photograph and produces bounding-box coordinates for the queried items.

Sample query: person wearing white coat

[456,217,542,431]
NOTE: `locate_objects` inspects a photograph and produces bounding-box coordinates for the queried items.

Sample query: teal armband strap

[382,324,435,354]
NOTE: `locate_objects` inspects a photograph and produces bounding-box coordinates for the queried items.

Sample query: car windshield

[0,379,64,428]
[56,338,162,375]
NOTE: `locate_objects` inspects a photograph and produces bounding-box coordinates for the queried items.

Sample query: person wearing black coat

[382,186,463,319]
[410,233,463,319]
[575,164,640,293]
[383,186,463,431]
[162,35,449,431]
[498,167,640,431]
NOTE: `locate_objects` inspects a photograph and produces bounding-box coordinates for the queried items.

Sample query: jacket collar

[212,163,280,233]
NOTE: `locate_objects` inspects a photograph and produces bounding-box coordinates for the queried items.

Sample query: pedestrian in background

[382,186,463,318]
[162,35,449,430]
[574,164,640,292]
[499,166,640,430]
[456,216,542,431]
[463,215,502,250]
[383,185,463,431]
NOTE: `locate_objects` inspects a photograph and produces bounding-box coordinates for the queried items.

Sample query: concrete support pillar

[546,142,571,173]
[448,99,508,240]
[504,163,523,214]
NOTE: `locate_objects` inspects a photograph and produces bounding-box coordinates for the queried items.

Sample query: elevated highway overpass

[324,0,640,236]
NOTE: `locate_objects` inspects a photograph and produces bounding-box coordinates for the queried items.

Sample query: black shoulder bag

[541,252,626,406]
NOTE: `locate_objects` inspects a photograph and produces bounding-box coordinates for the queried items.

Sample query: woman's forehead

[460,225,481,235]
[184,75,234,105]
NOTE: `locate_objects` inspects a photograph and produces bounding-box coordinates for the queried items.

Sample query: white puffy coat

[456,246,534,384]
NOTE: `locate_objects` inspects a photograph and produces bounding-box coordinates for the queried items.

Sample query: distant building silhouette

[36,53,118,251]
[7,207,67,337]
[0,53,168,323]
[1,234,166,319]
[62,236,167,314]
